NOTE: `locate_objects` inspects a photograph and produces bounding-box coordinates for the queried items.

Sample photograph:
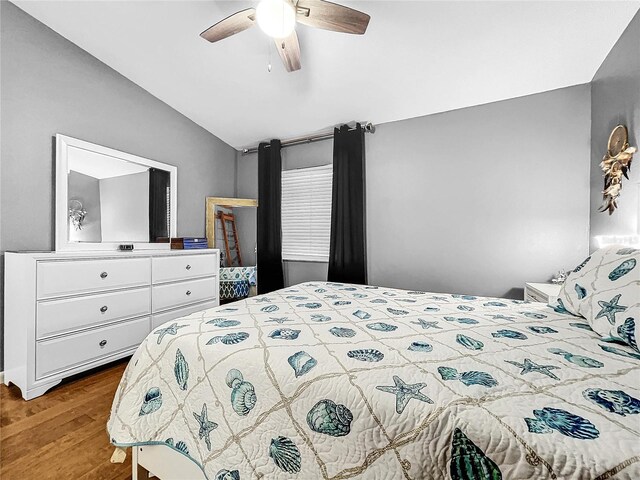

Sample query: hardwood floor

[1,359,133,480]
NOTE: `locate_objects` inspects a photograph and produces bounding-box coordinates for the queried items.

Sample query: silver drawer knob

[100,271,108,279]
[186,264,192,270]
[186,290,191,296]
[100,305,108,313]
[99,339,107,348]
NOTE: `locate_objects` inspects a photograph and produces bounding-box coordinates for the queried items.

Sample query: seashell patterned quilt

[108,282,640,479]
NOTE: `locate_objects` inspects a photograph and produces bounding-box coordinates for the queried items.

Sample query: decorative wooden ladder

[217,211,243,267]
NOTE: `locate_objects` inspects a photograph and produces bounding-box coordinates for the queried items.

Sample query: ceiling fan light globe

[256,0,296,38]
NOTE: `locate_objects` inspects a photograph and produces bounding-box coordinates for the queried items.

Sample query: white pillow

[556,245,639,351]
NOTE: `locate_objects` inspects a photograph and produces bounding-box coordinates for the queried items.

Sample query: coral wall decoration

[599,125,636,215]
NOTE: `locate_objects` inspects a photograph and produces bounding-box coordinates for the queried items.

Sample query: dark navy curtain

[328,124,367,284]
[257,139,285,293]
[149,168,170,242]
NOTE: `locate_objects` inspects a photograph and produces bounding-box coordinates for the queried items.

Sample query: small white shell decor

[599,124,636,215]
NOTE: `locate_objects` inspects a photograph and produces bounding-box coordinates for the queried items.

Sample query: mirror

[56,134,177,251]
[206,197,258,302]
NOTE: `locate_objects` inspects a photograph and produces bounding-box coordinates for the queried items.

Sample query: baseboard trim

[0,371,4,384]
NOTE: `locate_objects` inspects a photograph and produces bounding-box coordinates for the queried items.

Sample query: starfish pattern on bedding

[595,294,627,325]
[265,317,292,324]
[153,323,187,345]
[505,358,560,380]
[193,403,218,451]
[411,319,442,330]
[254,297,274,303]
[376,376,433,414]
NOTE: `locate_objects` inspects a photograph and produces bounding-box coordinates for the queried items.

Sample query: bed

[108,280,640,479]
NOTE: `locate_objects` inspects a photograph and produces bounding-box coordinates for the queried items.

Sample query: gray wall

[367,85,591,298]
[590,10,640,250]
[237,85,592,298]
[0,2,237,369]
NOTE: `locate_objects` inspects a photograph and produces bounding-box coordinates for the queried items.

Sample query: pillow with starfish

[556,245,639,352]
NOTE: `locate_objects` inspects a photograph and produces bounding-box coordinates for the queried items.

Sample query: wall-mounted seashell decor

[599,124,636,214]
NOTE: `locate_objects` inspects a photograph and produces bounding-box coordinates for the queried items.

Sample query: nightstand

[524,282,562,303]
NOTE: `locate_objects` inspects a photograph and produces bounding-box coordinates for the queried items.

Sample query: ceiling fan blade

[295,0,370,34]
[200,8,256,43]
[274,30,301,72]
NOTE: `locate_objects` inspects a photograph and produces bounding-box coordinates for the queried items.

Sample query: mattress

[108,282,640,479]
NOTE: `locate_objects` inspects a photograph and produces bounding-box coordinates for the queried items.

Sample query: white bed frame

[133,445,207,480]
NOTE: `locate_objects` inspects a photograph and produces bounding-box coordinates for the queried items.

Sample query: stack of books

[167,237,209,249]
[183,237,208,249]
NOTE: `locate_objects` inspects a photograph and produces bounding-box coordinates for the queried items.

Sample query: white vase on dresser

[4,249,219,400]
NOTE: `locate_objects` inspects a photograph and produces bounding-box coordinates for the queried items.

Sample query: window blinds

[281,164,333,262]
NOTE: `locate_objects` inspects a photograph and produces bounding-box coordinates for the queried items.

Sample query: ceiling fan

[200,0,370,72]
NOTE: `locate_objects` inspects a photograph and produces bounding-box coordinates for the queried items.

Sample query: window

[281,164,332,262]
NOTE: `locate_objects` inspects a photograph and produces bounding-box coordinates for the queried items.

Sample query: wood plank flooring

[1,359,132,480]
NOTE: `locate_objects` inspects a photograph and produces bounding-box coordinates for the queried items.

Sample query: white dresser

[4,249,219,400]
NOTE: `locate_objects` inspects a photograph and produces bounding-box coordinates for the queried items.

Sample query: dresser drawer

[152,277,217,312]
[37,258,150,299]
[526,291,547,303]
[152,254,216,284]
[35,316,150,379]
[152,300,219,330]
[37,287,151,339]
[524,283,560,303]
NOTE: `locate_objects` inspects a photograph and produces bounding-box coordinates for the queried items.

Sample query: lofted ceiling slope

[11,1,640,149]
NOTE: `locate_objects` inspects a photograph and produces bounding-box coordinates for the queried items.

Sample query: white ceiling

[12,1,640,150]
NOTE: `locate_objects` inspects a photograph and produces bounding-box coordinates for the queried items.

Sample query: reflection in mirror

[206,197,258,303]
[234,207,257,266]
[214,205,258,303]
[215,205,257,267]
[215,207,240,266]
[66,145,170,243]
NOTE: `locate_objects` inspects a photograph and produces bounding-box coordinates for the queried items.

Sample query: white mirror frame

[55,134,177,251]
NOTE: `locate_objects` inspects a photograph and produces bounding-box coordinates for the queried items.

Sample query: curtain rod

[241,122,375,156]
